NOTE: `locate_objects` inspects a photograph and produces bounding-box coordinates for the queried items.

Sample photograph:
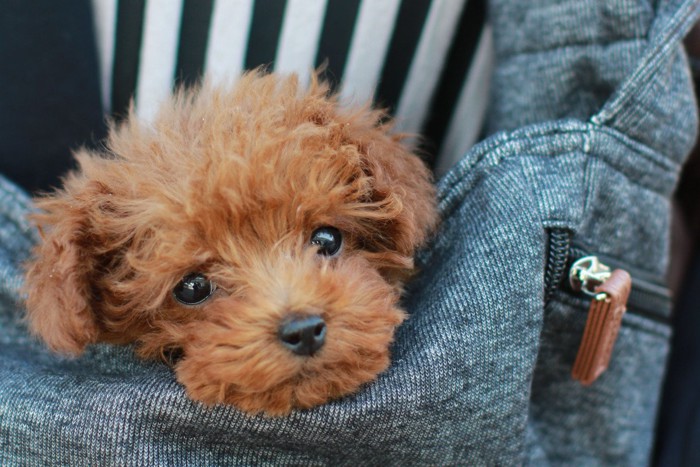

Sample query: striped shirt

[93,0,491,174]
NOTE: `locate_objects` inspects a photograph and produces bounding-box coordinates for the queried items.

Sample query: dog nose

[278,314,326,356]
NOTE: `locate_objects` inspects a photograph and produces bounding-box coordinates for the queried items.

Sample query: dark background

[0,0,106,193]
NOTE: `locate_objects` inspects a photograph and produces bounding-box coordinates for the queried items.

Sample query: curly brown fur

[23,71,438,415]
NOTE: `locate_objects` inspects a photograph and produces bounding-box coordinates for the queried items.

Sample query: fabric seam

[497,35,647,62]
[438,122,673,216]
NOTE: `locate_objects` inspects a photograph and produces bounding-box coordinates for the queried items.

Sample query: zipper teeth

[544,229,573,304]
[627,286,672,324]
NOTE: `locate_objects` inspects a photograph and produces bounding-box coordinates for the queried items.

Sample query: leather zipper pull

[569,257,632,385]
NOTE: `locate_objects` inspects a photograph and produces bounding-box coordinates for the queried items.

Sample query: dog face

[24,73,437,415]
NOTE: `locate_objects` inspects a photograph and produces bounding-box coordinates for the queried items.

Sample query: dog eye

[310,227,342,256]
[173,273,215,305]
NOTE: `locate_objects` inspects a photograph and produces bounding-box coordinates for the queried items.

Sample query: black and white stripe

[276,0,328,81]
[245,0,287,71]
[176,0,215,87]
[205,0,254,81]
[92,0,490,173]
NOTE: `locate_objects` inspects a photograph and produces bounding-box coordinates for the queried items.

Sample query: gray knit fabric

[1,0,699,464]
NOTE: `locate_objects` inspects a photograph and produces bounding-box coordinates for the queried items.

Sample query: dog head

[24,72,437,415]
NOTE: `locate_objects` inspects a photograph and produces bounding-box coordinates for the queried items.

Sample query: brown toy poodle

[23,71,438,415]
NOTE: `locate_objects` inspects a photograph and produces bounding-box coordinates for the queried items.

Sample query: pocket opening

[544,229,672,324]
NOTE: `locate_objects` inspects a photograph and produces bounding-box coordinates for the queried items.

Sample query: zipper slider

[569,256,611,295]
[569,256,632,385]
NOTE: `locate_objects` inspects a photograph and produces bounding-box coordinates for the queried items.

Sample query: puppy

[23,72,438,415]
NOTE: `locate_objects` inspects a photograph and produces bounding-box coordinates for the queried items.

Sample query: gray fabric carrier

[1,0,699,464]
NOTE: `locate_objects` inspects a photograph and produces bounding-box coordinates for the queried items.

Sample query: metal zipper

[569,255,612,296]
[544,230,673,385]
[568,245,672,325]
[544,230,671,324]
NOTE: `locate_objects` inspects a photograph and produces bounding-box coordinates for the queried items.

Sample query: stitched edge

[438,120,676,218]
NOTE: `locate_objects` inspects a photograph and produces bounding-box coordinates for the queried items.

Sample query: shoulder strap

[592,0,700,147]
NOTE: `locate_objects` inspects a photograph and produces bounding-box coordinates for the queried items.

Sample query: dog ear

[301,76,437,264]
[350,129,438,281]
[367,135,437,250]
[23,152,113,355]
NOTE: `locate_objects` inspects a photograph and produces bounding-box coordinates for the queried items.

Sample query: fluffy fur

[23,72,438,415]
